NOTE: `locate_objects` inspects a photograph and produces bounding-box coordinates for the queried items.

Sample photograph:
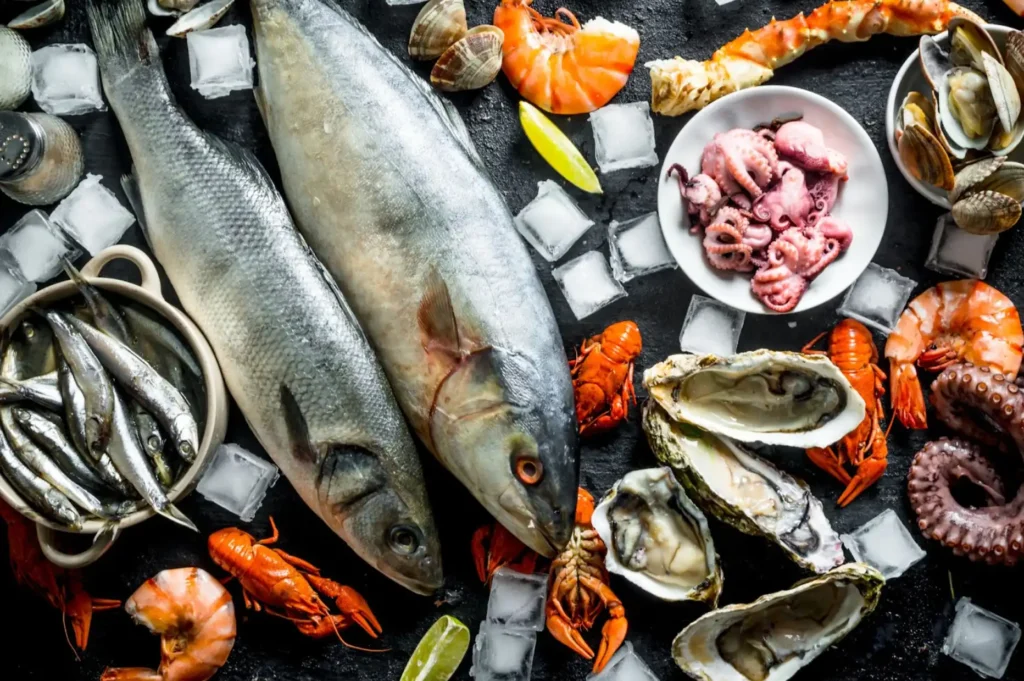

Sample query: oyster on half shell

[644,351,866,449]
[643,403,844,573]
[672,563,884,681]
[591,467,723,605]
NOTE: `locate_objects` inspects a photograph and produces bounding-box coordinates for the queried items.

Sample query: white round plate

[658,85,888,315]
[886,24,1017,208]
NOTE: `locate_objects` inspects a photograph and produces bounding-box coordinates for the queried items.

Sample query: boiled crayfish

[803,319,888,506]
[547,488,627,674]
[570,321,642,436]
[0,499,119,654]
[208,518,382,646]
[471,521,538,584]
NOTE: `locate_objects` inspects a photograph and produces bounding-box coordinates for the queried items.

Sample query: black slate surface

[2,1,1023,680]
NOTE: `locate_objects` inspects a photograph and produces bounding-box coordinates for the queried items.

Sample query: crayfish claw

[308,575,382,638]
[593,616,628,674]
[546,609,594,661]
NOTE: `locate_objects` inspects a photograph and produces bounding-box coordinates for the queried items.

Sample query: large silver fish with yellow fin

[250,0,578,555]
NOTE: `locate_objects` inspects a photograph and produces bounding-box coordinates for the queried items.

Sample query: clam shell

[930,90,969,160]
[430,25,504,93]
[408,0,467,61]
[7,0,64,30]
[166,0,235,38]
[952,189,1023,234]
[950,156,1005,203]
[948,16,1001,70]
[1005,31,1024,95]
[148,0,179,17]
[899,121,955,190]
[919,35,950,90]
[939,67,995,150]
[983,52,1021,134]
[975,161,1024,202]
[899,91,934,132]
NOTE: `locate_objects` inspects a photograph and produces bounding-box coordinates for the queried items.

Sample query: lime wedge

[519,101,603,194]
[400,615,471,681]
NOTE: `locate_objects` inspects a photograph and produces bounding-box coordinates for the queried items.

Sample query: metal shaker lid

[0,112,44,182]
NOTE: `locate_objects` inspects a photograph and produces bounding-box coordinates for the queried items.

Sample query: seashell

[930,91,968,160]
[939,67,996,149]
[950,156,1005,203]
[1005,31,1024,96]
[974,161,1024,202]
[7,0,64,30]
[408,0,467,61]
[983,52,1021,135]
[990,117,1024,156]
[166,0,235,38]
[148,0,179,17]
[948,17,1001,70]
[899,122,955,190]
[919,35,950,90]
[430,25,504,93]
[900,91,934,130]
[952,189,1023,235]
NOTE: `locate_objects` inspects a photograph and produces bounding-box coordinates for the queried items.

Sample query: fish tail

[86,0,163,92]
[156,502,198,532]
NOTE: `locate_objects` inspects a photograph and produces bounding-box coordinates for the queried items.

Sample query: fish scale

[87,0,442,595]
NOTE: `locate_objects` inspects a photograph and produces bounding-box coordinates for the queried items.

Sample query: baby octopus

[700,128,778,197]
[751,226,846,312]
[909,363,1024,565]
[751,162,813,231]
[774,121,849,176]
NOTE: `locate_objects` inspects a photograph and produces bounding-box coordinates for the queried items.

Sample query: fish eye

[513,455,543,485]
[388,525,420,555]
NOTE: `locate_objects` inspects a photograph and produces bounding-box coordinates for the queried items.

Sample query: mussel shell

[952,189,1023,234]
[948,17,1002,70]
[166,0,234,38]
[7,0,64,30]
[899,121,955,190]
[950,156,1005,203]
[939,67,996,150]
[983,52,1022,135]
[1006,31,1024,96]
[430,25,504,93]
[408,0,467,61]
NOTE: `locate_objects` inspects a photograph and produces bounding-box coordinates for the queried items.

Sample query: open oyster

[592,467,723,604]
[644,351,865,449]
[644,403,844,573]
[672,563,884,681]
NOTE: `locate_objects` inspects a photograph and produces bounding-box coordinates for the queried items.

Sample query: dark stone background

[1,0,1022,679]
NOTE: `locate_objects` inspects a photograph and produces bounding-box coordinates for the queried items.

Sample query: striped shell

[408,0,467,61]
[430,26,504,93]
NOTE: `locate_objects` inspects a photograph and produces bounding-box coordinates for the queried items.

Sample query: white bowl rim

[657,84,888,316]
[885,23,1017,209]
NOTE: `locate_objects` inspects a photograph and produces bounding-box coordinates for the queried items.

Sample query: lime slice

[400,615,471,681]
[519,101,603,194]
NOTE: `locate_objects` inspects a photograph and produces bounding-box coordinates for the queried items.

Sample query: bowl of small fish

[657,85,888,315]
[0,245,228,568]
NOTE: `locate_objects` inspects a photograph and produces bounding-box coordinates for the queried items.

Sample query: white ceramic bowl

[886,24,1018,208]
[657,85,888,315]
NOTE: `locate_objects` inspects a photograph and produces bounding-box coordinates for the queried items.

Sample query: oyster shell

[408,0,467,61]
[643,403,845,574]
[430,25,503,92]
[591,467,723,604]
[643,351,866,449]
[672,564,884,681]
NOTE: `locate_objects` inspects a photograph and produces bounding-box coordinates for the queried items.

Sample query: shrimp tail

[100,668,162,681]
[891,361,928,429]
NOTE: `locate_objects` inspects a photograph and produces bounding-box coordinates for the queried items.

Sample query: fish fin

[120,172,153,251]
[280,383,318,465]
[316,444,387,515]
[156,503,197,532]
[418,269,462,358]
[201,134,279,194]
[86,0,162,82]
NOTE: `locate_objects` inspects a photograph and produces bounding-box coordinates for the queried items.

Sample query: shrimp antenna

[60,612,81,662]
[328,616,390,654]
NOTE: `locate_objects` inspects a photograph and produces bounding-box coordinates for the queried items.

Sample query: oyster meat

[644,351,866,449]
[673,564,884,681]
[644,403,844,573]
[591,467,723,605]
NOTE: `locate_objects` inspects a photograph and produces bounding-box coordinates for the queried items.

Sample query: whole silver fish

[13,407,110,495]
[87,0,443,594]
[251,0,579,555]
[63,313,198,463]
[0,427,81,529]
[0,373,61,410]
[64,261,133,343]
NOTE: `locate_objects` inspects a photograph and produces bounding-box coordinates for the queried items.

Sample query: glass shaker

[0,112,85,206]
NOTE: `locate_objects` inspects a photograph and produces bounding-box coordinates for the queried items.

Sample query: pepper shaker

[0,27,31,111]
[0,112,85,206]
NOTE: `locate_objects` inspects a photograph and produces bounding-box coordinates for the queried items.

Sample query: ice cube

[30,44,106,116]
[514,180,595,262]
[840,509,926,580]
[187,25,255,100]
[471,624,537,681]
[608,212,677,282]
[0,210,80,283]
[0,263,35,318]
[196,444,280,522]
[486,567,547,632]
[51,175,137,256]
[926,213,998,279]
[552,250,627,320]
[943,598,1021,679]
[837,263,917,334]
[679,295,745,356]
[589,102,658,174]
[587,643,660,681]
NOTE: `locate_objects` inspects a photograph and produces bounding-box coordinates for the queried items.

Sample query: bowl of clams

[886,19,1024,236]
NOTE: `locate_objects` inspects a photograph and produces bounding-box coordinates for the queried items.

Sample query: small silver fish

[133,405,173,487]
[0,428,81,528]
[64,261,133,343]
[64,314,198,463]
[121,304,202,379]
[12,407,110,495]
[0,373,61,410]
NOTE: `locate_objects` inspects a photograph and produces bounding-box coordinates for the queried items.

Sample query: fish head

[316,444,443,595]
[429,348,578,557]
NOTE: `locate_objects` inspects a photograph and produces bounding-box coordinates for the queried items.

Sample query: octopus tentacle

[704,207,753,271]
[774,121,849,176]
[751,162,813,231]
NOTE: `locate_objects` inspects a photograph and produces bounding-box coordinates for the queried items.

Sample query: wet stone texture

[1,0,1023,680]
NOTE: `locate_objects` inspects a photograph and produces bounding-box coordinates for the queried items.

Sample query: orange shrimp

[493,0,640,115]
[101,568,237,681]
[885,280,1023,429]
